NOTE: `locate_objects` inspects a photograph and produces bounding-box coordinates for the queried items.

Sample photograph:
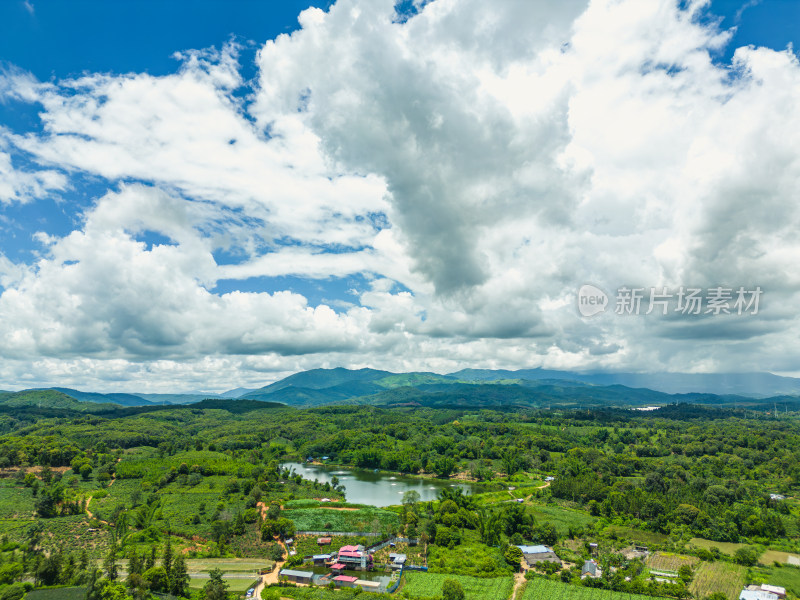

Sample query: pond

[281,461,482,507]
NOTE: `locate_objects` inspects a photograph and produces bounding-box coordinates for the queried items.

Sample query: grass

[188,576,260,592]
[521,578,656,599]
[427,535,512,578]
[283,507,399,533]
[688,538,746,556]
[605,526,667,546]
[401,572,514,600]
[689,561,746,600]
[528,504,596,537]
[760,549,800,565]
[752,565,800,596]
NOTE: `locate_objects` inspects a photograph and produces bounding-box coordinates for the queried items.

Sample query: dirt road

[253,540,287,599]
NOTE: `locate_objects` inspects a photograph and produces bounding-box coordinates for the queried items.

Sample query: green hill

[0,389,118,412]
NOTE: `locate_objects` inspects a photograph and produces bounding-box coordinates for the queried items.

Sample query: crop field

[402,572,514,600]
[522,579,658,600]
[87,478,141,516]
[687,538,746,556]
[24,587,87,600]
[188,576,260,592]
[284,507,399,532]
[528,504,596,536]
[605,526,667,546]
[115,449,254,480]
[688,561,746,600]
[645,552,698,572]
[0,480,36,519]
[278,587,393,600]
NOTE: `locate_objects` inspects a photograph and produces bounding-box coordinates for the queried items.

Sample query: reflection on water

[281,462,481,507]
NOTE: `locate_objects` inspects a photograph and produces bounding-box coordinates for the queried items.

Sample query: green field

[529,504,596,536]
[401,572,514,600]
[0,479,37,520]
[688,538,746,556]
[284,507,399,532]
[522,578,656,600]
[605,526,668,546]
[688,561,747,600]
[751,565,800,597]
[760,550,800,565]
[427,535,513,577]
[189,577,260,592]
[24,588,86,600]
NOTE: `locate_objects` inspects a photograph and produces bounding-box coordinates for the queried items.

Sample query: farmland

[645,552,698,572]
[521,578,656,600]
[1,396,800,600]
[751,565,800,597]
[24,588,87,600]
[687,538,746,556]
[528,504,596,537]
[688,561,747,600]
[401,572,514,600]
[283,507,399,533]
[759,549,800,565]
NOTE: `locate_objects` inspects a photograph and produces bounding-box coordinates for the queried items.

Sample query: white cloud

[1,0,800,391]
[0,142,67,204]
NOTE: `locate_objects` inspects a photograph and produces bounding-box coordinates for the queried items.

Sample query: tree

[36,553,62,586]
[442,579,465,600]
[402,490,421,509]
[202,568,229,600]
[143,566,169,593]
[501,450,519,477]
[504,545,523,567]
[162,537,173,580]
[104,547,119,581]
[79,464,93,481]
[144,546,156,571]
[433,456,456,478]
[170,554,190,598]
[734,547,757,566]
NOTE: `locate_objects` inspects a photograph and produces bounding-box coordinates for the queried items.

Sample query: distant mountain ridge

[450,368,800,397]
[4,367,799,411]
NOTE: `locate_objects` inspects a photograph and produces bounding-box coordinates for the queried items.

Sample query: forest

[0,399,799,600]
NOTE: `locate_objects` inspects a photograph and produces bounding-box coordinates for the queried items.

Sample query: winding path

[252,540,287,599]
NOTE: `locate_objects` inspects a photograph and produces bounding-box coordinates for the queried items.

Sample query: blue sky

[1,0,799,391]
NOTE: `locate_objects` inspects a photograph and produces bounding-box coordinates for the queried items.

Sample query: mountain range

[1,367,799,413]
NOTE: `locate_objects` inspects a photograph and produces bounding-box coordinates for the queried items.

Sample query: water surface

[282,461,480,507]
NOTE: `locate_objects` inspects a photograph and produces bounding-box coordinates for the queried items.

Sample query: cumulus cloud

[1,0,800,390]
[0,142,67,204]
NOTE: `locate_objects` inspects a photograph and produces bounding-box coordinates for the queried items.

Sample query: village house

[279,569,314,584]
[581,559,602,579]
[741,584,786,600]
[336,545,374,570]
[516,545,561,568]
